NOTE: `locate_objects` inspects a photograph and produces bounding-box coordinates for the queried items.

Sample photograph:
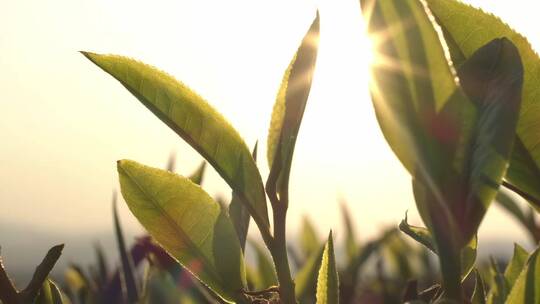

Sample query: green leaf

[82,52,270,232]
[425,0,540,211]
[316,232,339,304]
[486,258,506,304]
[188,162,206,186]
[300,216,320,259]
[295,243,325,300]
[266,12,319,201]
[360,0,459,175]
[117,159,246,303]
[250,241,278,290]
[399,215,436,252]
[399,216,477,279]
[505,244,529,290]
[363,0,524,251]
[229,143,257,252]
[471,270,486,304]
[506,248,540,304]
[113,194,139,303]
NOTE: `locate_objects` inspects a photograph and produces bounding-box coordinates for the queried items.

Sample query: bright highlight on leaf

[117,159,246,303]
[267,13,320,203]
[316,232,339,304]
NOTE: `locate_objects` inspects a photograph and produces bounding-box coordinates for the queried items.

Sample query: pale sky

[1,0,539,255]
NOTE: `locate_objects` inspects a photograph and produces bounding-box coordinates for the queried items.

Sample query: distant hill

[0,219,141,286]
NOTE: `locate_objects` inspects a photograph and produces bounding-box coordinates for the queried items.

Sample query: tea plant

[362,0,540,302]
[2,0,540,303]
[82,11,325,304]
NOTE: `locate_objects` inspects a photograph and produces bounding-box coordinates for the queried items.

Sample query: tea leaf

[267,13,319,201]
[300,216,320,258]
[250,241,278,290]
[229,143,257,252]
[141,265,182,304]
[113,194,139,302]
[486,258,506,304]
[188,161,206,186]
[360,0,458,174]
[471,271,486,304]
[295,243,325,300]
[506,248,540,304]
[425,0,540,211]
[316,232,339,304]
[117,160,246,303]
[505,244,529,290]
[83,52,270,232]
[399,216,477,279]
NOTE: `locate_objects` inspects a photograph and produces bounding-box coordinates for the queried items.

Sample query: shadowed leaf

[425,0,540,211]
[295,243,325,300]
[229,143,257,252]
[471,270,486,304]
[113,194,139,302]
[250,241,278,290]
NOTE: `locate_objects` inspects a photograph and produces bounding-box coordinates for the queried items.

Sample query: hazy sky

[1,0,539,252]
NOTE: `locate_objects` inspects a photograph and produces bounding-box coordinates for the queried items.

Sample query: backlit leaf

[316,232,339,304]
[117,160,246,303]
[504,244,529,289]
[267,12,319,202]
[83,52,270,232]
[506,248,540,304]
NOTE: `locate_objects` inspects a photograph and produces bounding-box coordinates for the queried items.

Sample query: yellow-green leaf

[360,0,459,174]
[506,248,540,304]
[316,232,339,304]
[504,244,529,290]
[267,12,319,201]
[117,160,246,303]
[82,52,269,231]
